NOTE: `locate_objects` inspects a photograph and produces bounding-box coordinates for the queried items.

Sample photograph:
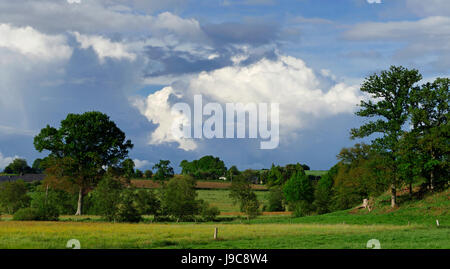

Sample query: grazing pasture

[0,221,447,249]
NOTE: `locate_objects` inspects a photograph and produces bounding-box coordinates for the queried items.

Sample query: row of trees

[350,66,448,207]
[2,158,44,174]
[0,176,220,222]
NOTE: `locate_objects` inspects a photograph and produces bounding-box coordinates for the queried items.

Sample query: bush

[144,170,153,179]
[267,186,285,212]
[0,180,31,214]
[290,200,313,217]
[92,177,142,222]
[160,176,198,222]
[92,177,124,221]
[313,169,336,214]
[229,176,261,220]
[13,208,40,221]
[198,199,220,221]
[13,205,59,221]
[30,189,77,215]
[116,189,141,223]
[283,172,314,204]
[135,189,160,216]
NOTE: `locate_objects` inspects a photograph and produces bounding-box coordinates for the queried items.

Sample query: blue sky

[0,0,449,172]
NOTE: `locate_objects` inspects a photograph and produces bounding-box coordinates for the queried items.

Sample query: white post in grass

[436,219,440,227]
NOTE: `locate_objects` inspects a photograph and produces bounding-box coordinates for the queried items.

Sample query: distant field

[305,170,328,176]
[131,179,268,190]
[197,189,270,213]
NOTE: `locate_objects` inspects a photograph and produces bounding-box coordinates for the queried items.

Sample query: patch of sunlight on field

[197,189,269,213]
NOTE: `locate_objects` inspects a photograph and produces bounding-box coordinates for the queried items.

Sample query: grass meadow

[0,220,447,249]
[0,183,447,249]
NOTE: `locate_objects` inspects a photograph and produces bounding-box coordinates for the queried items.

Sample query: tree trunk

[409,182,413,198]
[390,184,397,208]
[75,187,84,216]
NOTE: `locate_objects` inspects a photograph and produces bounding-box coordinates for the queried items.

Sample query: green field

[197,189,270,212]
[305,170,328,176]
[0,185,447,249]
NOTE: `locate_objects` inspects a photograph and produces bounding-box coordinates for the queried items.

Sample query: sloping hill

[252,188,449,226]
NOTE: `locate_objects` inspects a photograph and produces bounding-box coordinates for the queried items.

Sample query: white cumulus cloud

[133,159,152,169]
[0,24,72,61]
[0,151,20,171]
[134,55,363,151]
[73,32,136,63]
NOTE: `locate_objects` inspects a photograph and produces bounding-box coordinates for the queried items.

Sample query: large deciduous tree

[34,111,133,215]
[351,66,422,208]
[409,78,449,191]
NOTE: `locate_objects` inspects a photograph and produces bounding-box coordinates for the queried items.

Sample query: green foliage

[227,165,240,181]
[267,163,306,186]
[180,155,227,180]
[30,188,77,215]
[408,77,449,190]
[121,159,135,179]
[283,172,314,204]
[290,200,313,217]
[160,175,198,221]
[116,189,141,223]
[12,204,59,221]
[229,176,260,220]
[197,199,220,221]
[267,186,285,212]
[350,66,423,207]
[3,158,32,174]
[240,169,260,183]
[134,169,144,178]
[331,144,391,211]
[92,177,124,221]
[0,180,30,214]
[282,171,314,217]
[153,160,174,181]
[34,111,133,215]
[32,158,44,173]
[313,166,336,214]
[144,170,153,179]
[92,177,142,222]
[13,208,41,221]
[135,189,160,216]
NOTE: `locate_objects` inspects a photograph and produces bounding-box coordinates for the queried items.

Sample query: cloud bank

[134,55,363,151]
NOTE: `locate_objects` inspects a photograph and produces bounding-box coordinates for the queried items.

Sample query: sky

[0,0,449,172]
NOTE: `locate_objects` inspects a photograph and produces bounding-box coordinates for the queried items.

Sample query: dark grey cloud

[202,21,280,46]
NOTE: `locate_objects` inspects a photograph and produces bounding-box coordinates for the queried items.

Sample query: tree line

[0,65,447,221]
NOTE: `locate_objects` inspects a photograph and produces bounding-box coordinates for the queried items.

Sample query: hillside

[249,188,449,226]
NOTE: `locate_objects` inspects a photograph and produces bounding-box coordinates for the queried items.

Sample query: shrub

[13,208,40,221]
[116,189,141,223]
[13,205,59,221]
[0,180,31,214]
[229,176,261,220]
[92,177,142,222]
[313,170,335,214]
[92,177,124,221]
[135,189,160,216]
[198,199,220,221]
[144,170,153,179]
[160,176,198,222]
[30,189,77,215]
[283,172,314,204]
[267,186,285,212]
[290,200,313,217]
